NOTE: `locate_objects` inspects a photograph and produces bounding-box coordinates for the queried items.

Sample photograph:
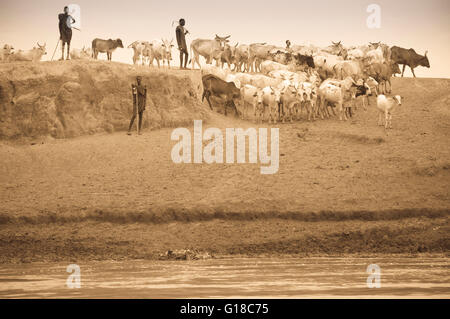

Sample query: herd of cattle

[193,37,428,126]
[1,36,429,128]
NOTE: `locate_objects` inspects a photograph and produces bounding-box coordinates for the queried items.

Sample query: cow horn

[235,42,239,48]
[37,42,42,47]
[424,50,428,56]
[225,35,230,39]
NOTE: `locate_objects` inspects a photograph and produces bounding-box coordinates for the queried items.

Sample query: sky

[1,0,449,78]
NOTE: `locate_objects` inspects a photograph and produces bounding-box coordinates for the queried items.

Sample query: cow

[202,74,240,116]
[365,61,401,94]
[293,53,315,69]
[333,60,367,81]
[145,39,174,68]
[347,48,365,60]
[128,41,148,65]
[298,82,318,121]
[369,42,391,62]
[262,86,283,123]
[268,70,308,84]
[324,41,347,59]
[317,77,356,121]
[316,54,344,75]
[366,46,384,64]
[190,35,231,69]
[248,43,277,72]
[92,38,124,61]
[239,84,264,121]
[234,44,250,72]
[279,83,302,122]
[70,46,92,60]
[217,43,238,69]
[9,43,47,62]
[376,95,403,129]
[224,74,241,89]
[390,46,430,77]
[1,44,14,62]
[201,64,231,81]
[260,60,293,74]
[233,72,254,87]
[267,48,293,65]
[249,74,282,89]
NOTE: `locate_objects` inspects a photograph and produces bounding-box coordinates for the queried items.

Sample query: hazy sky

[1,0,449,77]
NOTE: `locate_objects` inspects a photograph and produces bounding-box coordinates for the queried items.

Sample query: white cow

[298,82,318,121]
[248,43,277,72]
[347,48,365,60]
[233,72,253,86]
[224,74,241,89]
[249,74,282,89]
[280,84,302,122]
[317,77,356,121]
[239,84,264,121]
[366,46,384,64]
[190,35,230,69]
[201,64,230,81]
[70,46,92,60]
[261,60,296,74]
[234,44,250,72]
[262,86,283,123]
[9,43,47,62]
[128,41,148,65]
[376,95,402,129]
[145,39,174,68]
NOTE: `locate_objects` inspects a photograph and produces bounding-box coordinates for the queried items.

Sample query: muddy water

[0,257,448,298]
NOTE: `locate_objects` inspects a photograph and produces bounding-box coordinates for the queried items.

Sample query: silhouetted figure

[58,6,75,60]
[176,18,189,69]
[128,76,147,135]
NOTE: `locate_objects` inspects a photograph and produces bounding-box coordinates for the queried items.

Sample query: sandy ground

[0,75,449,263]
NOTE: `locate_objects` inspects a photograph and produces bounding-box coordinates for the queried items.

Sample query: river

[0,257,448,298]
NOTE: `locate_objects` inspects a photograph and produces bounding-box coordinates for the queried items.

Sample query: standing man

[176,18,189,69]
[128,76,147,135]
[58,6,75,60]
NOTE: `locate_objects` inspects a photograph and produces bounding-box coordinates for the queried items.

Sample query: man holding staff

[58,6,76,60]
[128,76,147,135]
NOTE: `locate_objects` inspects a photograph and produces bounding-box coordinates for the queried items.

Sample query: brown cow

[92,38,124,61]
[390,46,429,77]
[365,61,401,94]
[202,74,240,116]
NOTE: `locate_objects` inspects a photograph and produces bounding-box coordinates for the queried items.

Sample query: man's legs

[179,51,184,69]
[66,42,70,60]
[184,51,189,68]
[138,111,143,134]
[60,42,65,60]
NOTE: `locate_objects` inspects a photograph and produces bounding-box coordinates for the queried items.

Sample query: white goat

[376,95,402,129]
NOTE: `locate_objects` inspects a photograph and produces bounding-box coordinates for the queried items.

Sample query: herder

[176,18,189,69]
[58,6,75,60]
[128,76,147,135]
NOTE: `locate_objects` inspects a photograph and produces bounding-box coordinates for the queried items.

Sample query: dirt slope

[0,74,448,263]
[0,60,207,140]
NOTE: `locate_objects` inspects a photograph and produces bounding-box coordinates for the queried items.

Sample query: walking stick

[51,38,60,61]
[132,84,138,134]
